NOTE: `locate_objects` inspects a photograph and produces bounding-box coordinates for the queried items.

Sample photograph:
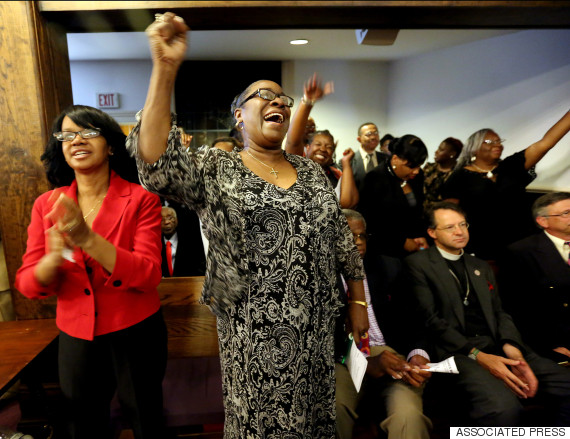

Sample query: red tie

[166,241,173,276]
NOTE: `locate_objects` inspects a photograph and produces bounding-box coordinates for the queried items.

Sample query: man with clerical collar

[405,201,570,426]
[501,192,570,363]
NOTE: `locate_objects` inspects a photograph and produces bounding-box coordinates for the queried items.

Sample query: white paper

[426,356,459,374]
[345,339,368,392]
[62,248,75,263]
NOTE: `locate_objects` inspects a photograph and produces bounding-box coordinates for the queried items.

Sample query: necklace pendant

[486,171,493,178]
[463,299,470,306]
[270,168,278,178]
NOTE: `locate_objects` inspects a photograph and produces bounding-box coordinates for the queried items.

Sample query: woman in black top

[359,135,429,259]
[443,110,570,261]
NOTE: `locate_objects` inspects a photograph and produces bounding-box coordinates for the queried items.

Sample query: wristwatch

[468,348,480,361]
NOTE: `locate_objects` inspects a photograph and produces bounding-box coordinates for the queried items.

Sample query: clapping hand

[47,192,91,248]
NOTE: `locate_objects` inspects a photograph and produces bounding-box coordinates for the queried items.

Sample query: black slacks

[448,352,570,426]
[58,310,168,439]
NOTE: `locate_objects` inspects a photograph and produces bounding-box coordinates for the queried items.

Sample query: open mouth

[72,150,90,157]
[264,112,284,124]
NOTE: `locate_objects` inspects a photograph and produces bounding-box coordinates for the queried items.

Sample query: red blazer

[15,171,163,340]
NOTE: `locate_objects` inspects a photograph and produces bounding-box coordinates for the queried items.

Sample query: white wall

[282,60,389,154]
[70,60,152,124]
[386,29,570,191]
[69,30,570,190]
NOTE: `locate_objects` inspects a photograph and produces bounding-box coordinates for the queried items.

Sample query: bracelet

[468,347,480,361]
[348,300,368,308]
[302,95,317,107]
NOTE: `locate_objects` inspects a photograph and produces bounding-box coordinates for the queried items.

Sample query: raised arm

[285,73,333,156]
[139,12,189,164]
[338,148,359,208]
[524,110,570,170]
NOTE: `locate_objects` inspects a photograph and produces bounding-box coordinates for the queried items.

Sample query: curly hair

[41,105,139,187]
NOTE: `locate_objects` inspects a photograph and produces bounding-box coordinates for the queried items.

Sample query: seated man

[336,209,432,439]
[161,205,205,277]
[501,192,570,363]
[406,201,570,426]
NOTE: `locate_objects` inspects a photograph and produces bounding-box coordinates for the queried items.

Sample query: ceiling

[67,29,519,62]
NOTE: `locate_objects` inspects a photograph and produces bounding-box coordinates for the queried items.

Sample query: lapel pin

[474,269,481,276]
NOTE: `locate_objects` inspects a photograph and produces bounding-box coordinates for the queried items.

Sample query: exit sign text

[96,93,120,109]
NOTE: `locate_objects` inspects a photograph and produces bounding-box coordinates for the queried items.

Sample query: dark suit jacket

[501,232,570,361]
[405,246,523,362]
[160,200,206,277]
[161,231,206,277]
[359,161,425,259]
[365,253,428,355]
[342,149,385,194]
[334,253,428,358]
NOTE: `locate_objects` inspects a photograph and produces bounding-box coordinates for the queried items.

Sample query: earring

[392,165,397,169]
[470,156,476,162]
[109,151,114,156]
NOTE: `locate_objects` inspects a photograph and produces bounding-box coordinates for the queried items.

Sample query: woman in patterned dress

[126,12,369,438]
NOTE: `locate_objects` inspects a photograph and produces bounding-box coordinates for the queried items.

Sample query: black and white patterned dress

[127,115,364,438]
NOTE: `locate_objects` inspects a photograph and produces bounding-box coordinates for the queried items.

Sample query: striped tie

[365,154,375,172]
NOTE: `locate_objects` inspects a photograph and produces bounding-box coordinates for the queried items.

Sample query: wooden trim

[0,1,72,319]
[37,1,570,32]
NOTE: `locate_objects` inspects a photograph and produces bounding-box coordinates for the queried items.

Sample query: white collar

[359,145,375,160]
[436,245,464,261]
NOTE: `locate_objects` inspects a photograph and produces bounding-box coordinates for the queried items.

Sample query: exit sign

[96,93,120,109]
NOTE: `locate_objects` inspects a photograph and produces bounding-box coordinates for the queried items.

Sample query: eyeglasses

[482,139,506,146]
[544,210,570,219]
[353,233,370,241]
[239,88,294,108]
[53,128,101,142]
[436,222,470,233]
[363,131,379,137]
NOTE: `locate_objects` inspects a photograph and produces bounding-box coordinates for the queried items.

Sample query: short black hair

[380,134,394,144]
[358,122,377,136]
[41,105,139,187]
[388,135,428,168]
[425,201,466,229]
[442,137,463,156]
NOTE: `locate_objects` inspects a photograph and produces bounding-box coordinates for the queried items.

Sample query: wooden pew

[114,276,224,437]
[158,276,218,358]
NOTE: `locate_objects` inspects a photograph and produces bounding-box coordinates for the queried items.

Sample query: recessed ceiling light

[290,39,309,45]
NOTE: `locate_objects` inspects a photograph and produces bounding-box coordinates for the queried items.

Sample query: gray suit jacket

[405,246,523,361]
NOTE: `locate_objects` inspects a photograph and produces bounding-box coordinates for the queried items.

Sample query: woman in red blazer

[15,105,166,439]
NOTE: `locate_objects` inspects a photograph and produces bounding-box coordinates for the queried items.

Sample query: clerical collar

[436,245,464,261]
